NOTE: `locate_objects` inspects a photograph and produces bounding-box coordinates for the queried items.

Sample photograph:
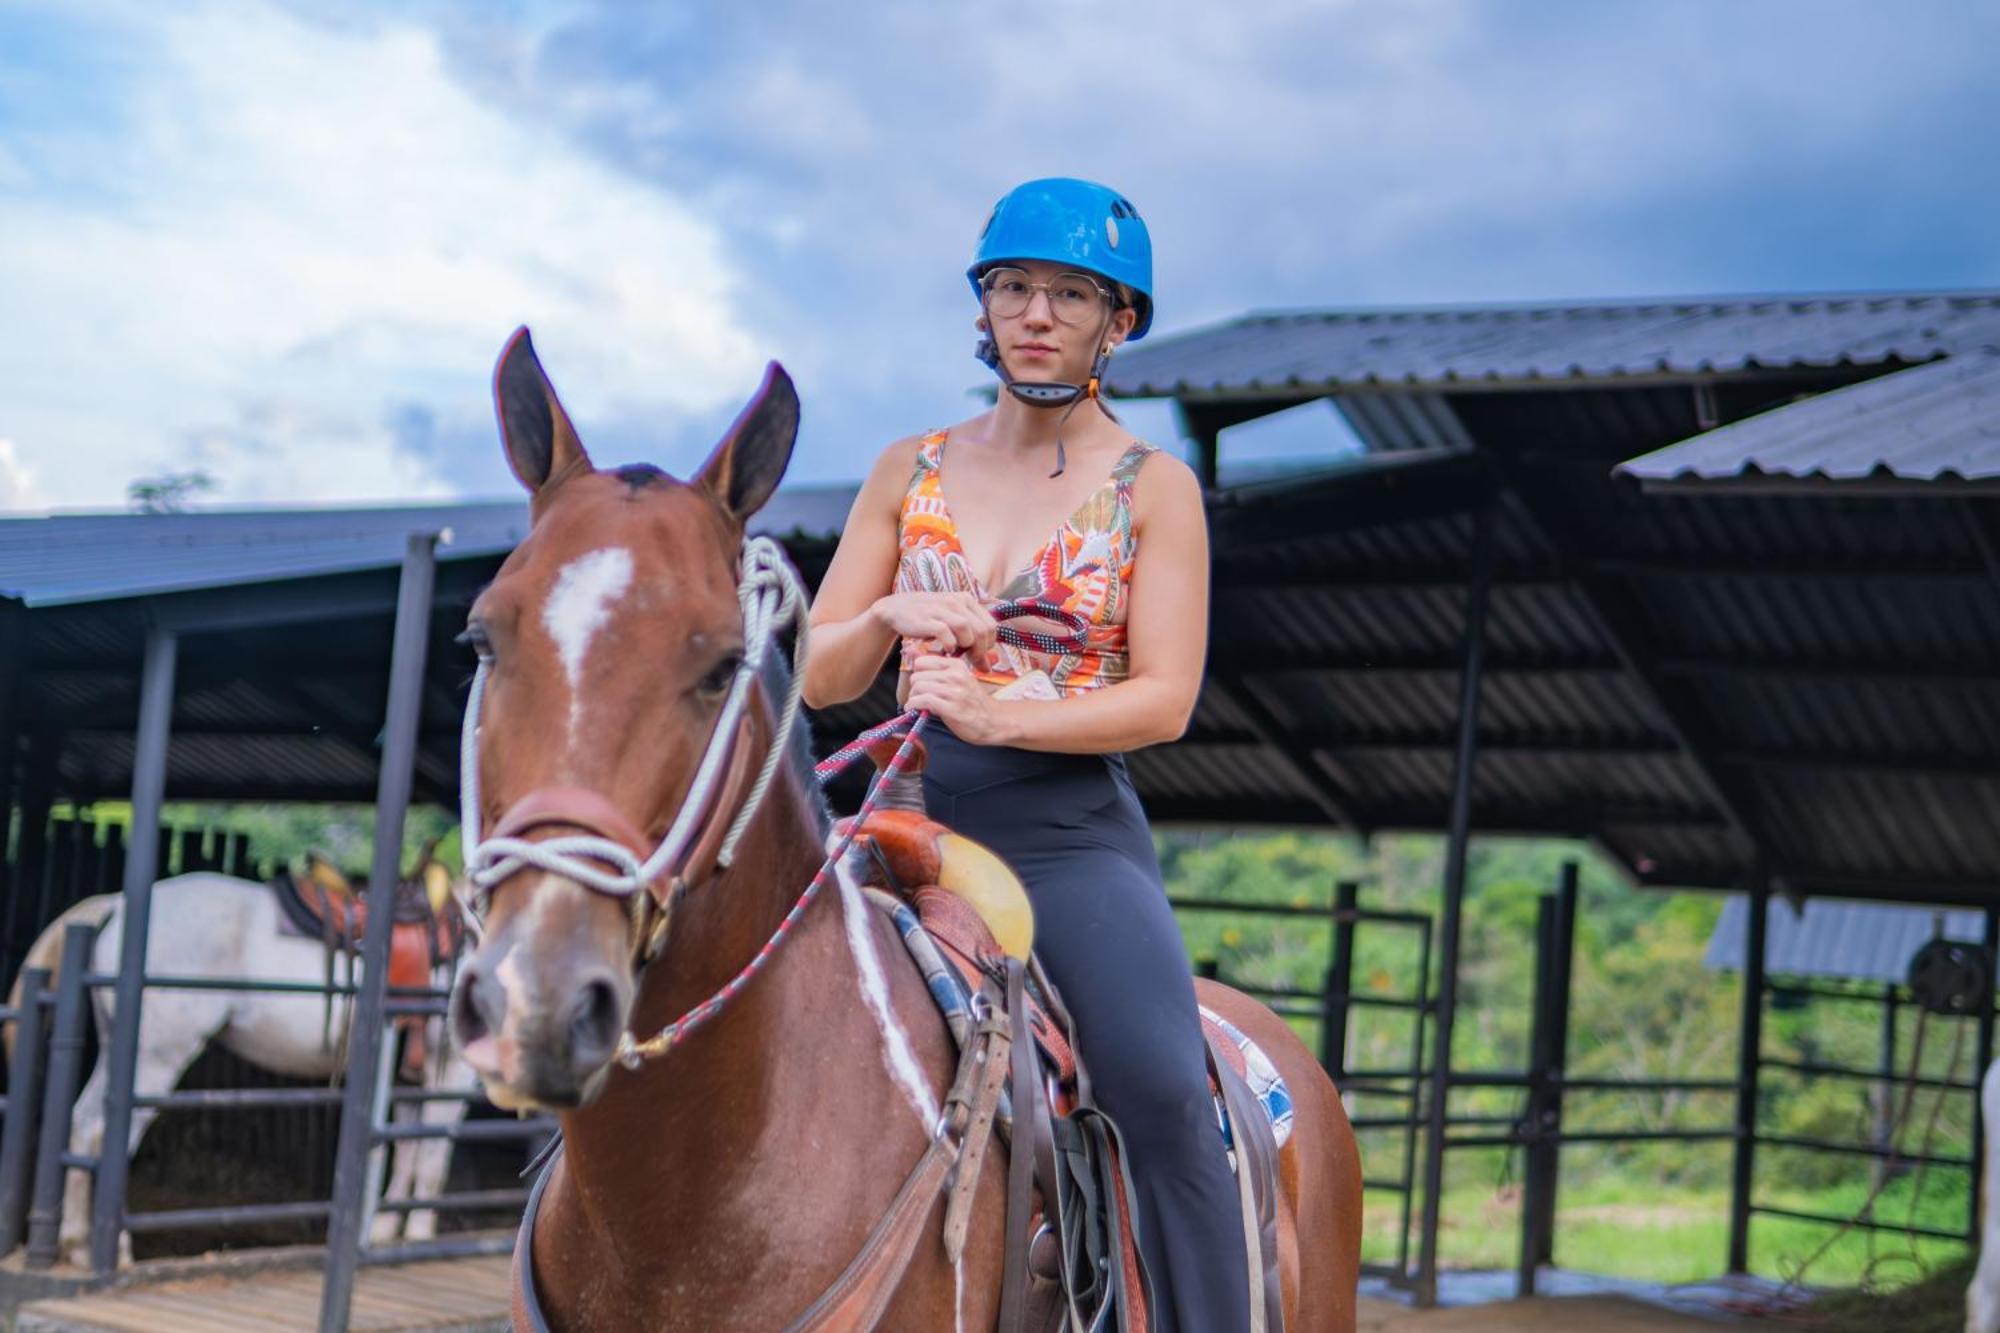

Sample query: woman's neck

[977,394,1125,457]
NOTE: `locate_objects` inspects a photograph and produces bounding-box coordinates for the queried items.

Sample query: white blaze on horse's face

[541,547,635,748]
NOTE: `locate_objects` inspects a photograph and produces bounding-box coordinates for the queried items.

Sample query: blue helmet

[968,178,1155,340]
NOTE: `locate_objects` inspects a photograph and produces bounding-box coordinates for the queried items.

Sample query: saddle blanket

[1201,1006,1296,1152]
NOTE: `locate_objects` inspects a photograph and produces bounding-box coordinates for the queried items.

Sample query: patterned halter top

[895,428,1156,699]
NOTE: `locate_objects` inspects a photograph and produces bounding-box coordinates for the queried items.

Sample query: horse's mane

[759,641,832,840]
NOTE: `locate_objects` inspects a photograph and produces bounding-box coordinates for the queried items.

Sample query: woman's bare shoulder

[1128,445,1200,507]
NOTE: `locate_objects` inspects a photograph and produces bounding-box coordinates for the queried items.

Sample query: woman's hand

[871,591,997,667]
[905,653,1011,744]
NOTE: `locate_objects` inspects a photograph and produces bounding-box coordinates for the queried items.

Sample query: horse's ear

[695,362,798,527]
[494,327,592,497]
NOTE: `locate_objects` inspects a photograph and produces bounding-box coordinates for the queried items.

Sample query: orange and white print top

[895,428,1156,699]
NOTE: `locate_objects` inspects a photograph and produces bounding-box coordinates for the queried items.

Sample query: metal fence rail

[2,534,557,1300]
[0,969,51,1252]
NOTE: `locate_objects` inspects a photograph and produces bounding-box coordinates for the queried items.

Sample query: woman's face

[980,258,1138,386]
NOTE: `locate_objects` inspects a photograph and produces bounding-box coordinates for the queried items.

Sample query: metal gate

[1170,875,1436,1283]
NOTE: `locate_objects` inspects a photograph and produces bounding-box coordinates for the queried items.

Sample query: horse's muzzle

[448,885,633,1109]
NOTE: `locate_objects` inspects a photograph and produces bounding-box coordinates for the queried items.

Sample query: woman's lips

[1016,344,1057,358]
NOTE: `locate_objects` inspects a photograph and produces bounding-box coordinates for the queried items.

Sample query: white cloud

[0,2,767,508]
[445,0,1998,485]
[0,439,41,512]
[6,0,1997,502]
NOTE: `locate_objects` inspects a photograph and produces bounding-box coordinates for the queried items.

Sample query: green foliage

[1802,1254,1976,1333]
[73,800,459,882]
[1156,827,1980,1296]
[126,469,217,514]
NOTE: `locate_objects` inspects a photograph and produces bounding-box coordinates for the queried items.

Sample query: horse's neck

[550,770,943,1289]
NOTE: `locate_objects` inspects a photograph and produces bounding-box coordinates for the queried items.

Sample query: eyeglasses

[979,267,1113,326]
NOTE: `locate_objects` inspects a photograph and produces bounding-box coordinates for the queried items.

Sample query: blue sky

[2,0,1997,511]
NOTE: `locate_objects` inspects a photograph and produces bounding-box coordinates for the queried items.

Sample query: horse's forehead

[504,474,733,598]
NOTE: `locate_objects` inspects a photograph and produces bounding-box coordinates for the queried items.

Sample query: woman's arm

[802,440,917,708]
[904,452,1209,753]
[802,438,997,709]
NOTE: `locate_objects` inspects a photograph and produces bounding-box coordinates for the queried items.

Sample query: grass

[1357,1167,1975,1294]
[1800,1256,1976,1333]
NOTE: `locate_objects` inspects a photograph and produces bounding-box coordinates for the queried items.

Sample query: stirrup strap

[998,959,1039,1330]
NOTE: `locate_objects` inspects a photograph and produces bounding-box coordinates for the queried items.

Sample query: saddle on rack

[273,855,455,978]
[837,740,1288,1333]
[271,854,462,1072]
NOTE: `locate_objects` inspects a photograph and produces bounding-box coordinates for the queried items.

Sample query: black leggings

[921,727,1249,1333]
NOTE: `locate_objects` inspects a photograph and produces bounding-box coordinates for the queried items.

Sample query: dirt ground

[1357,1293,1737,1331]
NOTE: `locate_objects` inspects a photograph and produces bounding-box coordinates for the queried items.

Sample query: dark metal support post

[1414,502,1496,1307]
[98,823,124,896]
[27,924,96,1267]
[0,601,23,957]
[46,818,76,921]
[1175,402,1220,490]
[1519,897,1557,1296]
[1396,915,1433,1281]
[1973,906,2000,1243]
[1875,982,1898,1184]
[1727,877,1770,1273]
[1536,863,1578,1265]
[1517,861,1577,1296]
[1323,880,1359,1073]
[88,623,177,1275]
[320,533,437,1333]
[6,732,58,984]
[0,967,51,1252]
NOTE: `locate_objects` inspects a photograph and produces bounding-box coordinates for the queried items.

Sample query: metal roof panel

[0,487,854,608]
[1706,896,1983,983]
[1108,293,2000,399]
[1620,349,2000,487]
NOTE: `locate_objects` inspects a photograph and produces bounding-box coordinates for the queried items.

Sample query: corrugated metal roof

[0,486,854,608]
[1106,291,2000,399]
[13,293,2000,906]
[1705,896,1984,983]
[1618,349,2000,488]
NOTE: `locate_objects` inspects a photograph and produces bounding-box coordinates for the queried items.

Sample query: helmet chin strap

[975,305,1117,479]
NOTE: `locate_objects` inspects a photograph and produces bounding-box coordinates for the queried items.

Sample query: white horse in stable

[8,856,476,1266]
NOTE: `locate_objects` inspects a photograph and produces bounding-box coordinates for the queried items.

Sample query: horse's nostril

[569,977,623,1067]
[452,966,505,1050]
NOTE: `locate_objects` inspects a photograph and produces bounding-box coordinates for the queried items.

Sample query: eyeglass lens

[982,268,1108,326]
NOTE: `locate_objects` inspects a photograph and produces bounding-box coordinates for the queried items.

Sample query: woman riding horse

[802,177,1249,1331]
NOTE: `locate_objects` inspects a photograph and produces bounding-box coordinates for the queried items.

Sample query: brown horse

[448,329,1361,1330]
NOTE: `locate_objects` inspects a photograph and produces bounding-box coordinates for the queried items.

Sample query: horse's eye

[458,621,494,660]
[698,653,744,697]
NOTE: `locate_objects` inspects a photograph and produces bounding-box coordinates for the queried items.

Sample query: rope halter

[457,534,809,934]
